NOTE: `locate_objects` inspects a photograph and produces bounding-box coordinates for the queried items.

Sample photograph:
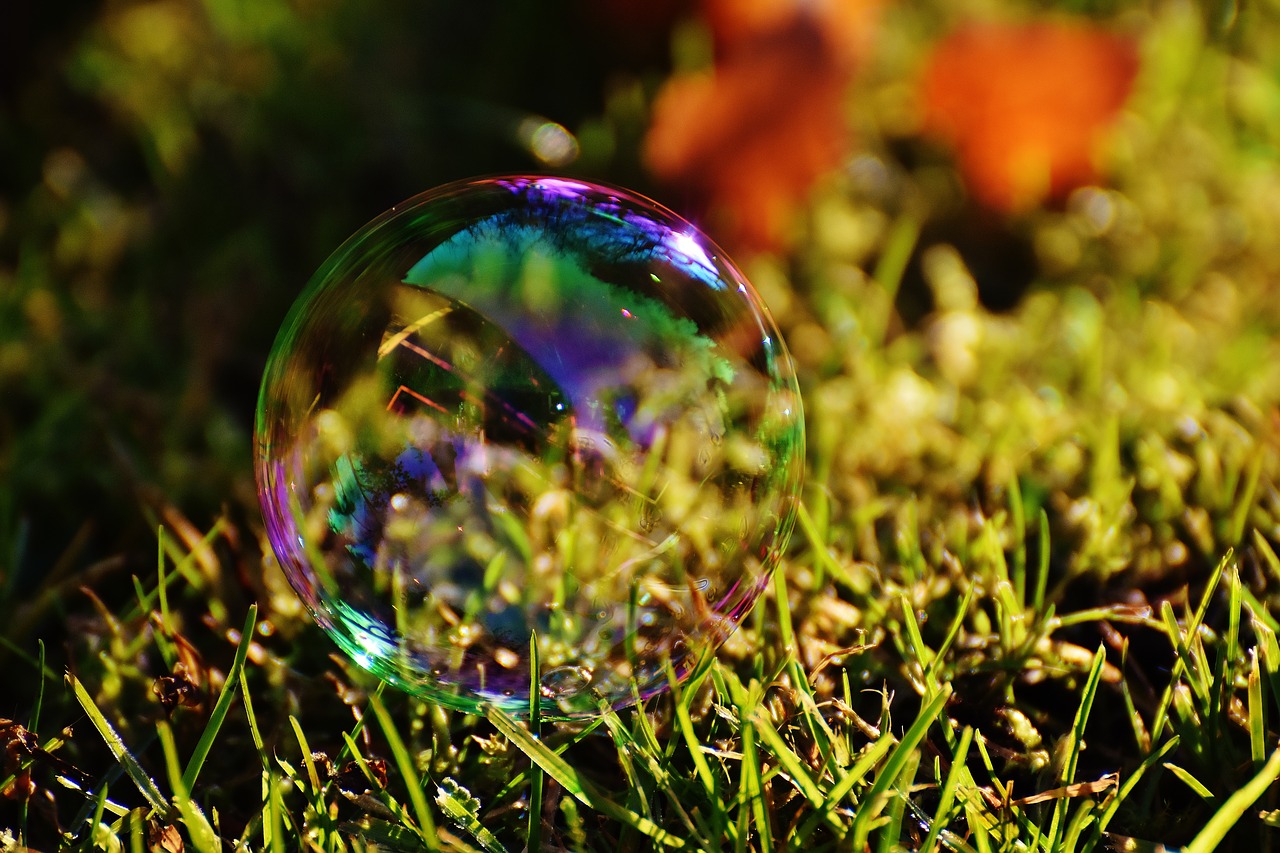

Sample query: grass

[14,513,1278,850]
[7,0,1280,850]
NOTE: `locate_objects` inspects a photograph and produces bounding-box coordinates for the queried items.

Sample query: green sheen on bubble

[255,176,803,719]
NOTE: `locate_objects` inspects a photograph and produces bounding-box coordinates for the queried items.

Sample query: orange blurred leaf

[702,0,879,66]
[919,21,1139,213]
[644,1,880,252]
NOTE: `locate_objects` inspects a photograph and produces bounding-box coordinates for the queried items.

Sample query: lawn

[4,0,1280,850]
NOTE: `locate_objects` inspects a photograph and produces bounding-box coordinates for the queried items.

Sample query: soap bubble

[255,176,803,718]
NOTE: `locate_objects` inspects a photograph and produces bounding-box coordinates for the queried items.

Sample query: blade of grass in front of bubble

[626,681,668,762]
[491,715,606,804]
[369,691,440,851]
[667,658,718,799]
[181,604,257,794]
[597,704,656,828]
[487,705,686,849]
[69,673,169,816]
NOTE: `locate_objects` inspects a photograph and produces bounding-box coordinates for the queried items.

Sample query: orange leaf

[919,21,1139,213]
[702,0,880,67]
[644,2,880,252]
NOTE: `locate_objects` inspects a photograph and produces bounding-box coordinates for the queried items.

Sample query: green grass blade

[436,777,511,853]
[31,640,46,732]
[739,712,774,853]
[1250,650,1266,767]
[920,725,974,853]
[773,566,796,655]
[156,720,220,853]
[527,631,544,853]
[751,707,827,813]
[288,715,323,792]
[369,691,441,851]
[239,670,267,765]
[1033,509,1051,614]
[1227,453,1262,544]
[1063,645,1106,785]
[794,725,896,843]
[668,658,719,800]
[1164,762,1215,800]
[848,686,951,851]
[68,673,170,816]
[1009,475,1027,606]
[487,705,686,849]
[181,604,257,794]
[924,588,973,687]
[1185,746,1280,853]
[240,669,296,851]
[1095,736,1179,839]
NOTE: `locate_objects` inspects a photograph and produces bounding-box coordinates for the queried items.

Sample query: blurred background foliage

[4,0,1278,581]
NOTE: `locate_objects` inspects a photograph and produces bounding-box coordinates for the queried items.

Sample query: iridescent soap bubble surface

[255,177,803,718]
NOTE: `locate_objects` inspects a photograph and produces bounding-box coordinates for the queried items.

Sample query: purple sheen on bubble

[254,176,803,719]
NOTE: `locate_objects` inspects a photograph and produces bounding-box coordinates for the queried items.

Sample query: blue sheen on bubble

[255,176,804,718]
